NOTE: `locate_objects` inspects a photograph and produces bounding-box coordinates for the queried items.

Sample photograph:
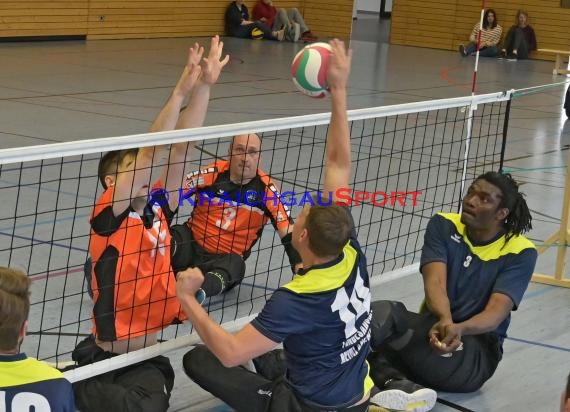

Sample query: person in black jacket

[564,86,570,117]
[225,0,284,41]
[500,10,537,60]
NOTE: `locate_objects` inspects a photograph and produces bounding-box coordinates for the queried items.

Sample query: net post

[532,149,570,288]
[457,100,476,213]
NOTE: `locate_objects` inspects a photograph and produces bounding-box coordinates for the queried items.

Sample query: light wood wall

[0,0,88,38]
[391,0,570,59]
[0,0,353,40]
[303,0,353,38]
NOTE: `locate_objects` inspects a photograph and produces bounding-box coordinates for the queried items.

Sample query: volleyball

[291,42,332,98]
[251,27,264,40]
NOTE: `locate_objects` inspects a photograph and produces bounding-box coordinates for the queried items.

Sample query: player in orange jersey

[72,37,229,412]
[169,132,302,298]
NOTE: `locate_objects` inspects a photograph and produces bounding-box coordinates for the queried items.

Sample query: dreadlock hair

[477,171,532,242]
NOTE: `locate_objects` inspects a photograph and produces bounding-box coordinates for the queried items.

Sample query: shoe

[285,24,300,42]
[273,28,285,41]
[458,44,466,56]
[301,31,318,43]
[370,379,437,412]
[292,23,301,42]
[500,49,507,58]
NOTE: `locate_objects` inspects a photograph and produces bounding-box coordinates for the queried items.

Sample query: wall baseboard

[0,35,86,43]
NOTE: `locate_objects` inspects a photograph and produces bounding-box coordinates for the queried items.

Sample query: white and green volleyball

[291,42,332,98]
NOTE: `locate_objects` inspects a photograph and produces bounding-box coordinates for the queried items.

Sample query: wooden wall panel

[391,0,570,60]
[0,0,352,41]
[302,0,353,38]
[0,1,88,38]
[87,0,304,40]
[390,0,457,49]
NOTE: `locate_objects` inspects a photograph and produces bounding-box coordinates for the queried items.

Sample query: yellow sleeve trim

[438,212,535,261]
[364,361,375,395]
[282,241,357,294]
[0,358,65,388]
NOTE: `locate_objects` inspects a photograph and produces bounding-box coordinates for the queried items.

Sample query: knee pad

[170,224,194,272]
[370,300,409,348]
[182,346,210,380]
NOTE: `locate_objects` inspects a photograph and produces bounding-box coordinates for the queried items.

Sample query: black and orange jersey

[89,181,183,342]
[0,353,75,412]
[182,160,293,258]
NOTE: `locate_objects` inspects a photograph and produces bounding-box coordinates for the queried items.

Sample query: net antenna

[459,0,488,214]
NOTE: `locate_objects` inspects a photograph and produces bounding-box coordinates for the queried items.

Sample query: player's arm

[160,36,229,212]
[454,293,513,336]
[277,224,302,272]
[175,36,229,131]
[177,268,278,367]
[422,261,465,353]
[149,44,202,211]
[454,248,537,338]
[419,215,458,352]
[263,179,301,271]
[322,39,352,202]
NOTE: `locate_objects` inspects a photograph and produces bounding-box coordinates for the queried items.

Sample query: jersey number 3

[331,270,371,339]
[215,207,237,230]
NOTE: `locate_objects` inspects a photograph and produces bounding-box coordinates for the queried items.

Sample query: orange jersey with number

[182,160,293,258]
[89,182,183,341]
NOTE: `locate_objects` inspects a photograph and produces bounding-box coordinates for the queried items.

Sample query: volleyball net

[0,90,512,381]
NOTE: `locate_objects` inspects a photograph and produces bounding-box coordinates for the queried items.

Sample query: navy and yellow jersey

[420,213,537,340]
[251,213,374,409]
[0,353,75,412]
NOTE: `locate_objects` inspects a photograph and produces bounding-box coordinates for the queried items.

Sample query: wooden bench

[537,49,570,75]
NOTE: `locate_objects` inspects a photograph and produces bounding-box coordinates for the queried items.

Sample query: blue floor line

[505,336,570,352]
[0,179,96,201]
[203,405,231,412]
[0,213,90,232]
[0,231,88,253]
[241,281,277,292]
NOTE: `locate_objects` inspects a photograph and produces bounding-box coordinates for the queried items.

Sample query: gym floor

[0,11,568,412]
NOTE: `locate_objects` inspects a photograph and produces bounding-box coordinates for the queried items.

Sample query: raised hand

[199,35,230,86]
[326,39,352,91]
[188,42,205,67]
[174,45,204,98]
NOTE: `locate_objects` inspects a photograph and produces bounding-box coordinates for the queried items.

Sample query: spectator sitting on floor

[501,9,537,60]
[459,9,502,58]
[252,0,317,42]
[225,0,284,41]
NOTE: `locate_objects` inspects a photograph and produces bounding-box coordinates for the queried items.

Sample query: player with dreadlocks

[366,171,536,412]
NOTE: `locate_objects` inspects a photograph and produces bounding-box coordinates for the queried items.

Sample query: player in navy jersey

[0,267,75,412]
[176,39,375,411]
[368,172,536,412]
